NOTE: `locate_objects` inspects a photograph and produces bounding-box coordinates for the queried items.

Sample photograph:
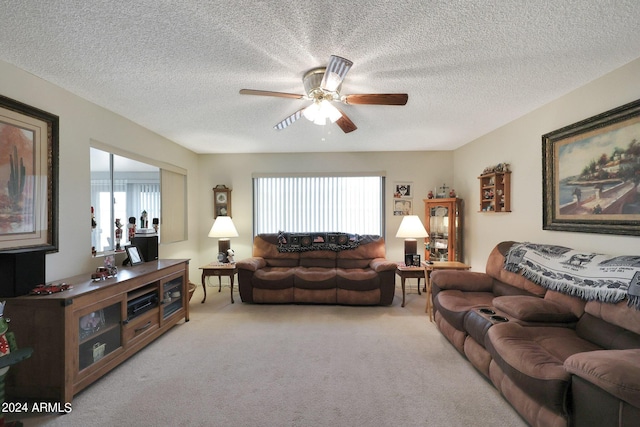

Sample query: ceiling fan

[239,55,408,134]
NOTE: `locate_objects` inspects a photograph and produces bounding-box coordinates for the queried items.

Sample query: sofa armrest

[565,349,640,407]
[493,295,578,323]
[370,258,397,272]
[430,270,493,292]
[236,257,267,272]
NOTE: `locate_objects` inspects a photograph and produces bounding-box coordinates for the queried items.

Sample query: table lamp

[395,215,428,264]
[208,216,239,263]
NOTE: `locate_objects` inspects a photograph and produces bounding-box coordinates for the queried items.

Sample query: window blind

[253,175,384,236]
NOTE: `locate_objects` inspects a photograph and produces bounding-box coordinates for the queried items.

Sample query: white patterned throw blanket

[504,242,640,309]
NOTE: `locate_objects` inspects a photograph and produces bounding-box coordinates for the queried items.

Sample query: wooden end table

[395,263,425,307]
[423,261,471,321]
[199,263,238,304]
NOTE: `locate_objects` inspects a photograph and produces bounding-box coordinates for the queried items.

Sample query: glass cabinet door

[77,300,122,372]
[424,198,463,262]
[161,274,184,321]
[428,205,450,261]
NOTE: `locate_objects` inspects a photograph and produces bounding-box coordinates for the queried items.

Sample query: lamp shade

[395,215,428,238]
[208,216,239,238]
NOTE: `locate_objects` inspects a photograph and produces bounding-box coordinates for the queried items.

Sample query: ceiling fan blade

[343,93,408,105]
[334,109,357,133]
[320,55,353,92]
[240,89,305,99]
[273,108,306,130]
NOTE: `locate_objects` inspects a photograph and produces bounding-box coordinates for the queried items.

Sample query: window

[253,174,385,236]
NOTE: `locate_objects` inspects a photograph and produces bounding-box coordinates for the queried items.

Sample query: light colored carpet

[15,280,526,426]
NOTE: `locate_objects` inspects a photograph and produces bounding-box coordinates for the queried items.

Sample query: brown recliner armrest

[235,257,267,272]
[430,270,492,292]
[565,349,640,408]
[370,258,397,272]
[493,295,578,323]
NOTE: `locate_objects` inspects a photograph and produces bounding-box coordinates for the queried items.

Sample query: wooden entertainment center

[5,259,189,404]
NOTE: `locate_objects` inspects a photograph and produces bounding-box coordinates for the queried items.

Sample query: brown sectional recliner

[237,234,397,305]
[431,241,640,427]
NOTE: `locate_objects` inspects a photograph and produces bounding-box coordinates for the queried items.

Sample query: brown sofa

[237,233,397,305]
[431,241,640,427]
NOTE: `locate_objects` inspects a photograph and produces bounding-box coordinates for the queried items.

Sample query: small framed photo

[412,254,421,267]
[393,182,412,199]
[404,254,414,266]
[394,199,413,216]
[125,245,144,266]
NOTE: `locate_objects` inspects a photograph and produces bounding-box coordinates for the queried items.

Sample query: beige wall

[0,60,200,281]
[196,152,454,268]
[454,58,640,271]
[3,53,638,283]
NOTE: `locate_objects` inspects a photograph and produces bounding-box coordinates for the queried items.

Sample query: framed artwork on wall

[213,185,232,218]
[542,98,640,236]
[393,182,412,199]
[0,95,59,252]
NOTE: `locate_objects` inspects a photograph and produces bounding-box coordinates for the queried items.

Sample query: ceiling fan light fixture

[322,100,342,123]
[303,100,342,125]
[240,54,407,133]
[303,102,320,122]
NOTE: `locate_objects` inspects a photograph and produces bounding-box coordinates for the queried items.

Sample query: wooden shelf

[478,171,511,213]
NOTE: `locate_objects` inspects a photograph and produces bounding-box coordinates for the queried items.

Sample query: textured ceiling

[1,1,640,154]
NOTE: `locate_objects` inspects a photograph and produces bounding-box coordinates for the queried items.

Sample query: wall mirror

[90,142,187,256]
[90,147,160,254]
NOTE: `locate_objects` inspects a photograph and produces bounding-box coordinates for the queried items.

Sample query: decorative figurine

[115,218,123,251]
[449,189,456,198]
[152,217,159,233]
[128,217,136,241]
[91,206,97,229]
[227,248,235,263]
[427,190,434,199]
[0,302,12,376]
[140,210,148,229]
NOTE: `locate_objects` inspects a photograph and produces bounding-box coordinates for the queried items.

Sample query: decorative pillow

[277,231,361,252]
[493,295,579,322]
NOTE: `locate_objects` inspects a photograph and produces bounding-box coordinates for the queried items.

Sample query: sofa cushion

[565,349,640,408]
[335,268,380,291]
[575,313,640,350]
[253,267,296,289]
[486,322,601,414]
[337,237,385,261]
[252,235,300,267]
[337,258,372,269]
[584,300,640,336]
[433,290,494,331]
[492,295,579,323]
[294,267,337,290]
[300,250,337,268]
[485,242,546,297]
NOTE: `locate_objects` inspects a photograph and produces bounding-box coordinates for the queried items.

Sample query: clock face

[216,192,227,203]
[217,252,225,262]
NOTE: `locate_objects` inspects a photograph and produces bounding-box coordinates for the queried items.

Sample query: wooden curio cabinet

[478,171,511,212]
[423,198,463,262]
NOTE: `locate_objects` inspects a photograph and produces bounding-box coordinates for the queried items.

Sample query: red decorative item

[30,283,71,295]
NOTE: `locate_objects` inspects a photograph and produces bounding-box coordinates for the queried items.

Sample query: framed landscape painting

[0,95,59,251]
[542,98,640,235]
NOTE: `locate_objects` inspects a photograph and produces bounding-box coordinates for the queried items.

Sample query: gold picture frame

[542,98,640,235]
[0,95,59,252]
[213,185,231,218]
